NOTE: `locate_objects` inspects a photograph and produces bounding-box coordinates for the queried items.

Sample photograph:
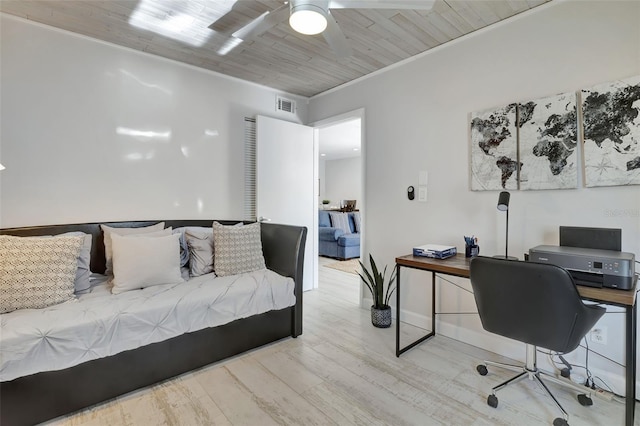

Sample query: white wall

[318,158,327,203]
[324,157,362,208]
[0,15,308,228]
[309,0,640,397]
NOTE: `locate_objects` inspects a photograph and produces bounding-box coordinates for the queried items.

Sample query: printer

[528,245,636,290]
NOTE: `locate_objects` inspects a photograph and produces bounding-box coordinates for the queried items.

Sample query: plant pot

[371,305,392,328]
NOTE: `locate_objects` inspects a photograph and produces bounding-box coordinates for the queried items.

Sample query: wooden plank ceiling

[0,0,549,97]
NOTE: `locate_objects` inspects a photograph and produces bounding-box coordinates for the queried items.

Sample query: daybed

[0,219,306,426]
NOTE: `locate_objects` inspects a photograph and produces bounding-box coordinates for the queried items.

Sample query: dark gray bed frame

[0,220,307,426]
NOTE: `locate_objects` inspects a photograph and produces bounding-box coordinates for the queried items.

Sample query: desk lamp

[495,191,517,260]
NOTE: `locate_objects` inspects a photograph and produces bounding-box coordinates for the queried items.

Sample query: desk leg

[625,302,636,426]
[395,264,436,357]
[396,265,401,357]
[431,271,436,336]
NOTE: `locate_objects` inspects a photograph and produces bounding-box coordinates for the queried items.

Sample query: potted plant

[322,199,330,209]
[357,254,397,328]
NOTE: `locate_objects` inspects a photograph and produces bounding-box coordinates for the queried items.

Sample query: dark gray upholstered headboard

[0,220,243,274]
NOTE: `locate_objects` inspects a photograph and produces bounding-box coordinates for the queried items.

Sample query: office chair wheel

[552,417,569,426]
[577,394,593,406]
[476,364,488,376]
[487,394,498,408]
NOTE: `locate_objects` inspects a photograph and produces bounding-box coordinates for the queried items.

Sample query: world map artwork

[470,104,519,190]
[582,75,640,187]
[518,92,578,190]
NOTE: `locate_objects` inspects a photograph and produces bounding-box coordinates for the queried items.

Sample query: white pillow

[110,233,183,294]
[100,222,166,275]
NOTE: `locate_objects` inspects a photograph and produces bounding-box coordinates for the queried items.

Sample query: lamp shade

[0,163,5,171]
[497,191,510,212]
[289,2,328,35]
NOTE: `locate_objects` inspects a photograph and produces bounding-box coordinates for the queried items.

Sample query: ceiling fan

[229,0,435,58]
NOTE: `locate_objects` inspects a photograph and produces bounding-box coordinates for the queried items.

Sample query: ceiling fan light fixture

[289,3,328,35]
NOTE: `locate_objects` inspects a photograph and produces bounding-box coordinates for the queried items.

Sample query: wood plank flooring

[48,258,638,425]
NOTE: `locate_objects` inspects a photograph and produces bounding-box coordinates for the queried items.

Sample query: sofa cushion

[351,212,361,233]
[337,233,360,247]
[329,212,353,234]
[318,210,331,227]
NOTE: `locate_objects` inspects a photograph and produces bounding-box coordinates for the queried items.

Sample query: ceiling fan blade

[323,12,353,58]
[328,0,435,10]
[232,4,289,40]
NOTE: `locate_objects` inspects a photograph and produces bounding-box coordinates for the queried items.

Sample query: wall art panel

[518,92,578,190]
[582,75,640,187]
[470,104,519,190]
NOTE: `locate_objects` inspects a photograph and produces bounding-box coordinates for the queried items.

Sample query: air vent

[276,96,296,114]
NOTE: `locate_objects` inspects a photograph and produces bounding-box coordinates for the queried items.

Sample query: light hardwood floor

[49,258,637,426]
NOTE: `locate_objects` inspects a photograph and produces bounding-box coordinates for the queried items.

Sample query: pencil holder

[465,245,479,258]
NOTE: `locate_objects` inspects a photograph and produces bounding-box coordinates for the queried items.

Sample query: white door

[256,115,317,291]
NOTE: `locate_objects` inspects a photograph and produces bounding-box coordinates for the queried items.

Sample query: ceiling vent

[276,96,296,114]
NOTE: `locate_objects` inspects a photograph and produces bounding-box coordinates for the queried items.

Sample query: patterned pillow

[329,212,352,234]
[185,228,215,277]
[212,221,265,277]
[0,235,84,313]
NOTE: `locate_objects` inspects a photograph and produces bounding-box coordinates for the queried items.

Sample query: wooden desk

[395,253,637,426]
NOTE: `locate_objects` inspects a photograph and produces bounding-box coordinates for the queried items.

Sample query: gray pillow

[184,228,215,277]
[329,212,352,234]
[59,232,92,294]
[212,221,265,277]
[174,227,210,268]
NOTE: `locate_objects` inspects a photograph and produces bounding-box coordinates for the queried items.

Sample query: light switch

[419,171,428,186]
[418,171,427,202]
[418,187,427,202]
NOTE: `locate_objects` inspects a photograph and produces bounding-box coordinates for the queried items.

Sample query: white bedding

[0,268,295,382]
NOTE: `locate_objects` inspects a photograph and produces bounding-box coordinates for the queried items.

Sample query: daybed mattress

[0,269,295,382]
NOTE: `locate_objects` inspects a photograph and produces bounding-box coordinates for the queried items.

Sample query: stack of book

[413,244,457,259]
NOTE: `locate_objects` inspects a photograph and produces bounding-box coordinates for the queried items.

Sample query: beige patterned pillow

[212,222,265,277]
[0,235,84,313]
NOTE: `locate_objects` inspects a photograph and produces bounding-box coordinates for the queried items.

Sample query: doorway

[312,109,365,306]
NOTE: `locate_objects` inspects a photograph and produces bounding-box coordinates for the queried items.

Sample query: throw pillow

[0,234,84,313]
[352,212,361,234]
[100,222,166,275]
[58,232,92,294]
[184,228,214,277]
[212,221,265,277]
[110,233,184,294]
[172,228,190,267]
[329,212,352,234]
[31,232,92,294]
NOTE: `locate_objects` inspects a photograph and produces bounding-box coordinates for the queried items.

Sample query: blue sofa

[318,210,360,260]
